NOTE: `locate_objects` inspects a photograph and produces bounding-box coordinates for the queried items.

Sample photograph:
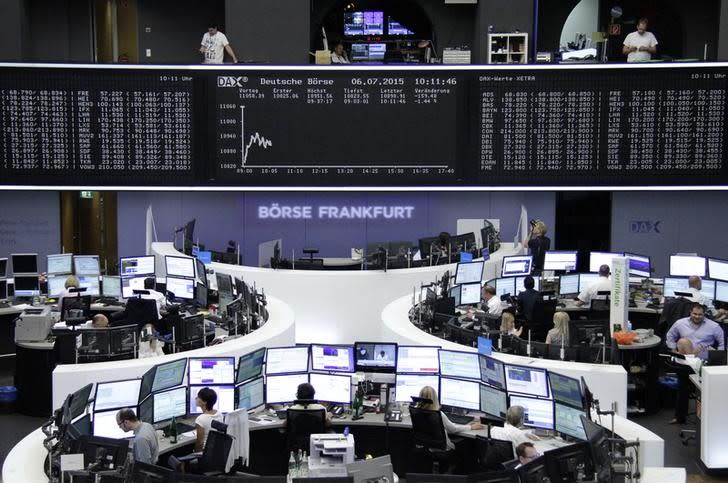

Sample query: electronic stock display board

[0,63,726,188]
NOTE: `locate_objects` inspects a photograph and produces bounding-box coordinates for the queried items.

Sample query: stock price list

[213,71,465,185]
[0,68,194,186]
[475,67,728,186]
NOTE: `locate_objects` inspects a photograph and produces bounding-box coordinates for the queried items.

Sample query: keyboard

[161,422,195,435]
[445,413,474,425]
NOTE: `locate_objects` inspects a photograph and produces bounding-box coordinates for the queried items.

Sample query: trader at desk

[665,303,725,424]
[575,264,611,307]
[53,313,109,330]
[490,405,540,454]
[481,285,503,317]
[141,277,166,319]
[517,276,540,321]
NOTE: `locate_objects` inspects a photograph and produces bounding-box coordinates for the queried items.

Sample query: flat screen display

[439,350,480,380]
[78,275,100,297]
[237,348,266,383]
[93,409,134,439]
[663,277,689,298]
[121,276,147,298]
[479,355,506,389]
[236,377,264,411]
[165,255,196,279]
[151,358,187,394]
[494,277,515,298]
[396,346,440,374]
[354,342,397,372]
[11,253,38,274]
[480,383,508,419]
[47,274,67,297]
[625,253,651,278]
[95,379,142,412]
[543,251,577,272]
[702,279,716,302]
[460,282,482,305]
[152,386,187,424]
[558,274,580,296]
[502,255,533,277]
[188,385,235,414]
[388,17,415,36]
[166,276,195,300]
[13,275,39,297]
[188,357,235,385]
[120,255,155,277]
[311,344,355,373]
[102,276,121,298]
[265,373,309,404]
[309,373,352,404]
[504,364,550,398]
[578,273,600,293]
[344,11,384,36]
[716,280,728,303]
[266,346,309,375]
[708,258,728,282]
[589,252,623,273]
[455,261,485,285]
[508,394,554,430]
[515,276,540,293]
[670,255,706,277]
[554,402,587,440]
[549,372,583,409]
[74,256,100,276]
[440,377,480,411]
[47,254,73,274]
[0,258,6,278]
[394,374,440,403]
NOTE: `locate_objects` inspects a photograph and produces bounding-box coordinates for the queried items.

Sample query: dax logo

[217,76,247,87]
[630,220,661,234]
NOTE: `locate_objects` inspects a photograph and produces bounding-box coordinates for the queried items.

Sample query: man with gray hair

[490,405,540,454]
[116,408,159,465]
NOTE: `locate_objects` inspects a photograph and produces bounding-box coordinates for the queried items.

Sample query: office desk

[692,366,728,470]
[0,305,26,371]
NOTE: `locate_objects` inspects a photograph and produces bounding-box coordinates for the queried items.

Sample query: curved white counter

[153,241,523,344]
[51,295,295,409]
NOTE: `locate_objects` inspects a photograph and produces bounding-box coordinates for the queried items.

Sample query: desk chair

[658,297,693,339]
[524,299,555,341]
[589,294,610,320]
[131,461,173,482]
[124,297,159,328]
[286,406,327,452]
[409,406,458,474]
[474,435,514,472]
[169,428,233,476]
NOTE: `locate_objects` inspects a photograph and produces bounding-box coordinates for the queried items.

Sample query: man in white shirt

[481,285,503,317]
[686,276,706,306]
[622,18,658,62]
[142,278,165,319]
[199,23,238,64]
[576,265,611,307]
[490,406,539,455]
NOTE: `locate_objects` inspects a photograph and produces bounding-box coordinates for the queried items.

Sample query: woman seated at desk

[194,387,224,451]
[545,312,570,345]
[417,386,483,449]
[501,312,523,337]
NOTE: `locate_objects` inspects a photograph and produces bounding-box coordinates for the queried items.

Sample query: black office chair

[130,461,174,482]
[474,435,514,472]
[286,405,327,452]
[124,297,159,329]
[170,428,233,476]
[409,406,458,474]
[589,293,611,320]
[658,297,693,339]
[526,299,556,341]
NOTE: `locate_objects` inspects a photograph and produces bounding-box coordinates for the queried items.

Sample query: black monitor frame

[69,383,94,420]
[354,341,398,373]
[516,454,549,483]
[503,362,550,398]
[94,377,143,413]
[568,319,610,347]
[139,358,188,403]
[188,356,236,386]
[235,376,265,413]
[143,385,188,425]
[76,434,130,469]
[543,441,594,482]
[479,354,506,389]
[438,348,480,380]
[237,347,266,383]
[11,253,38,274]
[548,371,584,410]
[310,343,356,373]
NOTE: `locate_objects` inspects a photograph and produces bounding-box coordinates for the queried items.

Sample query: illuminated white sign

[258,204,415,220]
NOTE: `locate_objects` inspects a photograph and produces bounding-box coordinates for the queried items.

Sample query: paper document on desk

[181,430,197,438]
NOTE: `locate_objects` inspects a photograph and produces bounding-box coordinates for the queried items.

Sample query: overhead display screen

[0,64,726,188]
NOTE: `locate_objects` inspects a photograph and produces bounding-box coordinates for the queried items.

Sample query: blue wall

[117,191,556,264]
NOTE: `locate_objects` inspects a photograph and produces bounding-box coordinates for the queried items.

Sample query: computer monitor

[670,254,706,277]
[195,257,208,286]
[367,43,387,61]
[69,383,94,420]
[73,255,100,276]
[216,272,234,311]
[13,275,39,297]
[141,386,187,424]
[61,295,92,322]
[554,402,587,440]
[440,377,480,411]
[448,285,461,306]
[460,282,482,305]
[577,273,599,293]
[350,43,370,62]
[47,254,73,274]
[455,261,485,285]
[236,376,265,412]
[119,255,155,278]
[165,276,195,300]
[47,274,67,297]
[502,255,533,277]
[504,364,549,398]
[394,374,439,403]
[387,16,415,36]
[558,274,580,297]
[515,276,540,293]
[237,348,266,383]
[543,444,594,483]
[479,383,508,419]
[188,385,235,414]
[265,346,309,375]
[580,415,610,475]
[0,257,6,278]
[101,275,121,298]
[494,277,516,298]
[662,277,689,298]
[479,355,506,389]
[309,373,352,404]
[702,279,716,302]
[188,357,236,385]
[439,350,480,380]
[139,358,187,403]
[716,281,728,304]
[94,379,142,412]
[588,252,623,273]
[708,257,728,282]
[568,320,610,347]
[195,282,208,309]
[11,253,38,274]
[93,409,135,439]
[265,373,309,404]
[0,280,6,301]
[178,314,205,346]
[549,372,583,409]
[396,346,440,374]
[311,344,355,373]
[508,394,554,430]
[344,10,384,36]
[76,434,130,468]
[121,275,147,298]
[165,255,195,279]
[625,253,651,278]
[354,342,397,373]
[78,275,100,297]
[543,251,578,272]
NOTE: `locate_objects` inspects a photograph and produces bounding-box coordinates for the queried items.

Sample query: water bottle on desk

[169,416,178,444]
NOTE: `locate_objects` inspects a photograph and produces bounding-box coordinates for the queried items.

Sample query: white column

[610,256,629,334]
